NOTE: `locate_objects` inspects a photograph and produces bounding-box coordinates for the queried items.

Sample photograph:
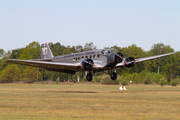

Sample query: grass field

[0,83,180,120]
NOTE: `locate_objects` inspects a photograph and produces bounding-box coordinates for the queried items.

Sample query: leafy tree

[49,42,62,56]
[121,80,128,86]
[10,48,25,59]
[19,41,41,60]
[101,75,119,85]
[159,77,167,86]
[84,42,96,51]
[0,49,4,57]
[0,50,11,71]
[109,45,122,53]
[171,80,177,86]
[21,67,42,83]
[161,54,177,82]
[0,64,21,83]
[76,45,83,52]
[174,52,180,77]
[148,43,167,74]
[148,43,176,82]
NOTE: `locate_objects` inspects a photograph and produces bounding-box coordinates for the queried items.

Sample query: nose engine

[106,52,124,67]
[115,52,124,63]
[81,59,94,69]
[124,57,135,68]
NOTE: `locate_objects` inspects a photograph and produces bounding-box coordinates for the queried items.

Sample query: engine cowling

[115,52,124,63]
[125,57,135,68]
[81,59,94,69]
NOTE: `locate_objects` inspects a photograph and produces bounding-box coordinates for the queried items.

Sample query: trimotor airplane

[5,43,175,81]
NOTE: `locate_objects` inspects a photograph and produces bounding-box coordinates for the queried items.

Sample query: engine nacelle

[115,52,124,63]
[125,57,135,68]
[81,59,94,69]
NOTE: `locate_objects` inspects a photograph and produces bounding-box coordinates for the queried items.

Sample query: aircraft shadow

[47,91,98,93]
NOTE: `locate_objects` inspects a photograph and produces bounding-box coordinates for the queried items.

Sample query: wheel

[111,72,117,80]
[86,73,92,82]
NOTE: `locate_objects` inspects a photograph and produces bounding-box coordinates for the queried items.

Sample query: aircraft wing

[135,52,175,63]
[5,59,81,74]
[116,52,175,68]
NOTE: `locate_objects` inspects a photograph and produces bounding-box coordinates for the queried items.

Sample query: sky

[0,0,180,52]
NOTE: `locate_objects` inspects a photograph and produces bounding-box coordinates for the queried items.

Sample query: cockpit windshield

[101,49,113,55]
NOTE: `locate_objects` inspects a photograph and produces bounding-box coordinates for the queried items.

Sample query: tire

[111,72,117,80]
[86,73,92,82]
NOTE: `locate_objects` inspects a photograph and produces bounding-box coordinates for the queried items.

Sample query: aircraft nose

[114,54,122,63]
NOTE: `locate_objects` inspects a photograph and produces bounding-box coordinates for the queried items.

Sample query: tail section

[41,43,54,59]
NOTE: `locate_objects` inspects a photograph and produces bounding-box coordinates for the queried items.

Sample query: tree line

[0,41,180,85]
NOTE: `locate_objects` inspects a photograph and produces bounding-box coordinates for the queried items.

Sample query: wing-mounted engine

[81,59,94,69]
[125,57,135,68]
[115,52,124,63]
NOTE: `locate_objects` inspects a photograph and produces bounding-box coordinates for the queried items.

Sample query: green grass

[0,83,180,120]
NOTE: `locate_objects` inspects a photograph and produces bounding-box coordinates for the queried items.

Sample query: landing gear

[86,69,117,82]
[86,70,98,82]
[86,73,92,82]
[111,72,117,80]
[108,68,117,80]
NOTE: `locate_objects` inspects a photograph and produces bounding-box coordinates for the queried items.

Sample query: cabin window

[73,58,75,61]
[76,58,77,60]
[81,56,84,59]
[97,54,100,58]
[78,57,80,60]
[89,55,92,58]
[85,56,88,58]
[93,55,96,58]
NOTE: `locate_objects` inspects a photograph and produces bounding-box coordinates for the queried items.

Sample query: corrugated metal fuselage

[52,49,108,71]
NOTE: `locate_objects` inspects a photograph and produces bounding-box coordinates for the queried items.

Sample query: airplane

[5,43,175,82]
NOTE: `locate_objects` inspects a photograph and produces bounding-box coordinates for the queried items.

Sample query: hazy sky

[1,0,180,52]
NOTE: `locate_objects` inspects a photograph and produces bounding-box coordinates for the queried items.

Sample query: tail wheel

[86,73,92,82]
[111,72,117,80]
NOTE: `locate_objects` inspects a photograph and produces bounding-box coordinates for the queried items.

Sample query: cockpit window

[101,49,113,55]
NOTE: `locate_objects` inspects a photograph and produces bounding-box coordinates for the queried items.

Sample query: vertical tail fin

[41,43,54,59]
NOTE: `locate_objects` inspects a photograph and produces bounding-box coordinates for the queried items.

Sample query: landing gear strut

[108,69,117,80]
[86,73,92,82]
[86,70,98,82]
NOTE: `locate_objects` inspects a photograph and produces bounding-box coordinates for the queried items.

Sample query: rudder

[41,43,54,59]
